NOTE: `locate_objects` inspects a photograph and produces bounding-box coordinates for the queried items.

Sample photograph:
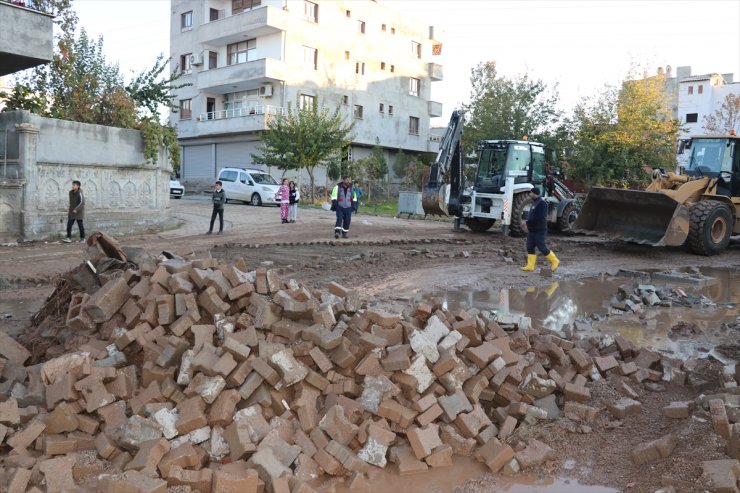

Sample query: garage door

[182,145,214,178]
[216,141,261,170]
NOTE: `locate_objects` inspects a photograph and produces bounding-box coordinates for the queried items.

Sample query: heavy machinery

[574,133,740,255]
[422,111,579,235]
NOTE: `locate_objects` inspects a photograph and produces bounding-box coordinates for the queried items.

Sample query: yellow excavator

[575,133,740,255]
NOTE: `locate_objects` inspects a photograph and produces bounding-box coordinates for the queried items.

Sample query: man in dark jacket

[63,180,85,243]
[330,176,357,239]
[206,180,226,235]
[520,187,560,272]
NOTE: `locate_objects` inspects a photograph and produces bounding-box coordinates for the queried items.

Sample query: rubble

[0,234,733,492]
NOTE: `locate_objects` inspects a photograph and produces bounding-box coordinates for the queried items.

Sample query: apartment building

[170,0,443,184]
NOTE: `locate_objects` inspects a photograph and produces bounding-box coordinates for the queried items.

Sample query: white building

[677,70,738,138]
[169,0,443,186]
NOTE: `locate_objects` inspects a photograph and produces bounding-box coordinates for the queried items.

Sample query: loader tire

[465,218,495,232]
[509,192,530,237]
[687,200,732,256]
[557,202,579,232]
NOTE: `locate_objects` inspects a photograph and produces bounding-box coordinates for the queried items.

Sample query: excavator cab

[683,137,739,196]
[474,141,549,194]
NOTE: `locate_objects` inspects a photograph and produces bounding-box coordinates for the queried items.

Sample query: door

[206,98,215,120]
[238,171,255,201]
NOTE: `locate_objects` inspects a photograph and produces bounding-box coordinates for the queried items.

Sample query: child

[206,180,226,235]
[288,181,300,223]
[275,178,290,223]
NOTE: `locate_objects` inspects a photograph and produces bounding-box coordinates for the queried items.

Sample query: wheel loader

[574,134,740,255]
[422,111,579,235]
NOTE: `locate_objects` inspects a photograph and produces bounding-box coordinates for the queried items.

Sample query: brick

[516,439,556,469]
[326,439,370,472]
[39,455,77,493]
[95,431,120,459]
[176,396,208,435]
[464,342,502,368]
[223,333,252,361]
[710,399,732,440]
[475,438,515,472]
[327,281,351,298]
[84,276,130,323]
[564,383,591,402]
[608,398,643,419]
[100,470,167,493]
[167,465,213,492]
[7,467,32,493]
[319,404,359,446]
[631,434,677,464]
[224,418,257,461]
[0,398,21,425]
[564,401,599,423]
[314,448,345,476]
[425,444,454,467]
[126,438,171,471]
[250,447,291,484]
[271,348,309,386]
[378,399,417,428]
[438,389,473,421]
[498,415,517,441]
[212,466,260,493]
[251,358,281,387]
[416,403,444,427]
[383,346,412,371]
[391,445,429,475]
[7,420,45,451]
[366,309,401,328]
[455,405,492,438]
[440,424,477,456]
[618,361,639,375]
[42,434,76,455]
[700,459,740,493]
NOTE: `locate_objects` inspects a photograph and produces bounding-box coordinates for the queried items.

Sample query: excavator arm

[422,110,465,216]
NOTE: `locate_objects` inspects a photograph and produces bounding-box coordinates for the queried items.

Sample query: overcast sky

[71,0,740,123]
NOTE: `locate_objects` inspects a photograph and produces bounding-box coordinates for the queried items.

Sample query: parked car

[217,167,281,206]
[170,176,185,199]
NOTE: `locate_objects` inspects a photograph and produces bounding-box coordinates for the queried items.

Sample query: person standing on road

[520,187,560,272]
[63,180,85,243]
[353,180,363,213]
[331,175,357,239]
[206,180,226,235]
[288,181,299,223]
[275,178,290,224]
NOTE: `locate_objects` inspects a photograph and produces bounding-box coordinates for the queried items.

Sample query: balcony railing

[198,104,284,121]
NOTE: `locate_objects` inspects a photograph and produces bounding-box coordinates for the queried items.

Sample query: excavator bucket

[574,187,690,246]
[422,184,450,216]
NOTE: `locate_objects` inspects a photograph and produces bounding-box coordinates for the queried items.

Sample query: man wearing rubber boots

[520,187,560,272]
[330,176,357,239]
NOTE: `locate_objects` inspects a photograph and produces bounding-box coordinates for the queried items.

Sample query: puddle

[422,267,740,363]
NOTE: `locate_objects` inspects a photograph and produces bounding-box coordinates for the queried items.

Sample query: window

[409,116,420,135]
[304,1,318,22]
[409,78,420,97]
[300,94,315,109]
[698,84,703,94]
[345,10,351,17]
[379,103,384,113]
[381,23,386,32]
[236,0,262,14]
[390,64,395,73]
[344,51,350,60]
[388,105,394,116]
[180,54,192,74]
[688,86,693,95]
[686,113,698,123]
[180,99,192,120]
[209,8,221,21]
[355,62,365,75]
[411,41,421,58]
[208,51,218,69]
[303,46,317,70]
[227,39,256,65]
[181,11,193,30]
[232,0,261,15]
[342,95,349,105]
[358,20,365,33]
[380,61,386,70]
[220,170,238,182]
[354,105,364,119]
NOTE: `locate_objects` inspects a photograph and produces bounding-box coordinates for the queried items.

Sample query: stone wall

[0,110,174,242]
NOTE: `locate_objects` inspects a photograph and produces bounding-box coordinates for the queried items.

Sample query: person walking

[330,175,357,239]
[206,180,226,235]
[63,180,85,243]
[520,187,560,272]
[353,180,363,213]
[275,178,290,224]
[288,181,300,223]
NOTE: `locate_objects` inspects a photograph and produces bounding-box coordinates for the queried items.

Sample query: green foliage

[463,62,560,151]
[354,139,388,200]
[252,96,354,201]
[393,149,429,191]
[568,70,680,186]
[327,145,365,183]
[703,93,740,134]
[0,1,187,169]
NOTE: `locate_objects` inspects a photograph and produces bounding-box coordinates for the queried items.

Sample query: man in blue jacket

[330,176,357,239]
[520,187,560,272]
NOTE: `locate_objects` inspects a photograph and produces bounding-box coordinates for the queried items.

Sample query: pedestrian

[206,180,226,235]
[63,180,85,243]
[288,181,300,223]
[275,178,290,224]
[330,175,357,239]
[520,187,560,272]
[353,180,363,213]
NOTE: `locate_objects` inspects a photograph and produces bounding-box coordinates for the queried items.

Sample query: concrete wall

[0,2,53,76]
[0,110,173,242]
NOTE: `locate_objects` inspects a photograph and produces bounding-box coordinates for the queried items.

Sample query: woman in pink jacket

[275,178,290,224]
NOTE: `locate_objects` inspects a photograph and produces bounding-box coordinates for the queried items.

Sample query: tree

[393,149,429,191]
[252,97,354,202]
[463,61,560,150]
[568,69,680,186]
[327,145,364,185]
[356,138,388,201]
[703,93,740,134]
[0,1,186,168]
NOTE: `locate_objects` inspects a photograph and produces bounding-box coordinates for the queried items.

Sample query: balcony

[197,58,288,93]
[198,6,289,46]
[428,101,443,118]
[428,63,443,81]
[192,105,284,136]
[427,134,442,153]
[0,1,53,76]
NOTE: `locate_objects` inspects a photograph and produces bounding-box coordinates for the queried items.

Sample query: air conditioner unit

[259,84,273,97]
[190,52,204,66]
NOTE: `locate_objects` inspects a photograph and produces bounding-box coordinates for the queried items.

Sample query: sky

[69,0,740,123]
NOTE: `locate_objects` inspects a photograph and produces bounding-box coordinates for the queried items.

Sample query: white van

[217,167,281,206]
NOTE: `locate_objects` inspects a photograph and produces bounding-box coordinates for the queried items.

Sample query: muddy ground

[1,200,740,492]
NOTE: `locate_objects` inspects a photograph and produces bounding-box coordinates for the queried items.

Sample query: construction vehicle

[422,111,579,235]
[574,133,740,255]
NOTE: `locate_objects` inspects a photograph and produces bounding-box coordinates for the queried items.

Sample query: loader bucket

[422,184,450,216]
[574,187,690,246]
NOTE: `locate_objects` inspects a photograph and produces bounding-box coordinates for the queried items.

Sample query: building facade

[170,0,443,187]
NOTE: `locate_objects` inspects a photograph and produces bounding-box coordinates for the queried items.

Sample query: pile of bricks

[0,252,732,493]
